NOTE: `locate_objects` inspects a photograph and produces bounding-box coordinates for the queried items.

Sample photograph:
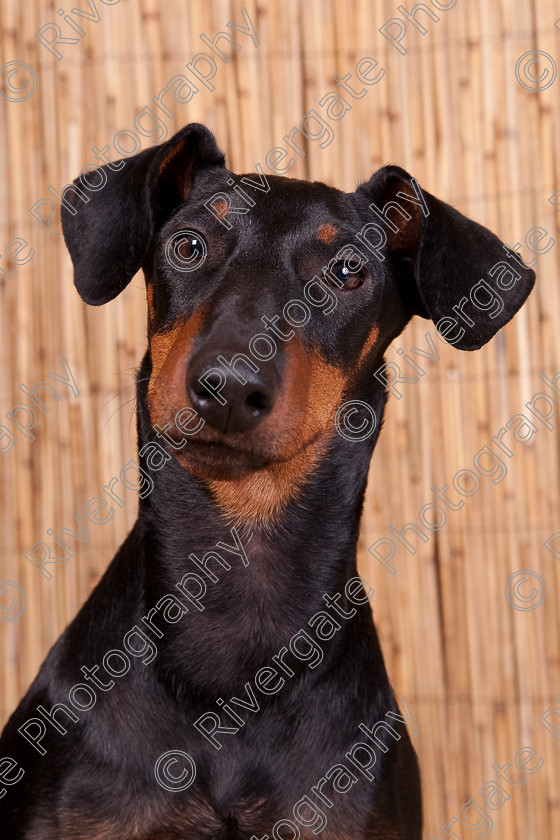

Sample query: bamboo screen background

[1,1,559,837]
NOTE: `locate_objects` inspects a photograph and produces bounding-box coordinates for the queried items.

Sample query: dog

[0,123,534,839]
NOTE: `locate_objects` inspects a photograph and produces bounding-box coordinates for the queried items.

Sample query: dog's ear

[356,165,535,351]
[61,123,225,305]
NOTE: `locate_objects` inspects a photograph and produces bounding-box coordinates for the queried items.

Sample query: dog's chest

[54,780,373,840]
[50,733,382,840]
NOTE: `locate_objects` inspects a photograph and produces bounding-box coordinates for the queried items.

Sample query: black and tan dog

[0,124,534,839]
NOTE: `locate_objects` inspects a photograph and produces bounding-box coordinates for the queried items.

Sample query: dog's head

[62,123,535,520]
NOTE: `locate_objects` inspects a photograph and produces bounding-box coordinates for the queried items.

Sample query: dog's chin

[169,438,275,481]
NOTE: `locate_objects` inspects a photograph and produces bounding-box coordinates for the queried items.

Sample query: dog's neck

[137,415,375,590]
[134,357,385,692]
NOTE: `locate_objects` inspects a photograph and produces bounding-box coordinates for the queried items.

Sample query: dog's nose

[187,351,279,434]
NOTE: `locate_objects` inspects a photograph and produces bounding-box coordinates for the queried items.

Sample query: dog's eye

[177,236,206,262]
[323,264,362,290]
[165,230,208,273]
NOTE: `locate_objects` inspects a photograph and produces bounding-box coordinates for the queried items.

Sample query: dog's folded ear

[61,123,225,305]
[356,165,535,351]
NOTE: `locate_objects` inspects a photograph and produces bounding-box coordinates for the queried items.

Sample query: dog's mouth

[178,436,269,479]
[158,427,323,481]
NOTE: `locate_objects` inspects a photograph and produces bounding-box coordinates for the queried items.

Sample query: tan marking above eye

[317,223,338,244]
[214,199,229,219]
